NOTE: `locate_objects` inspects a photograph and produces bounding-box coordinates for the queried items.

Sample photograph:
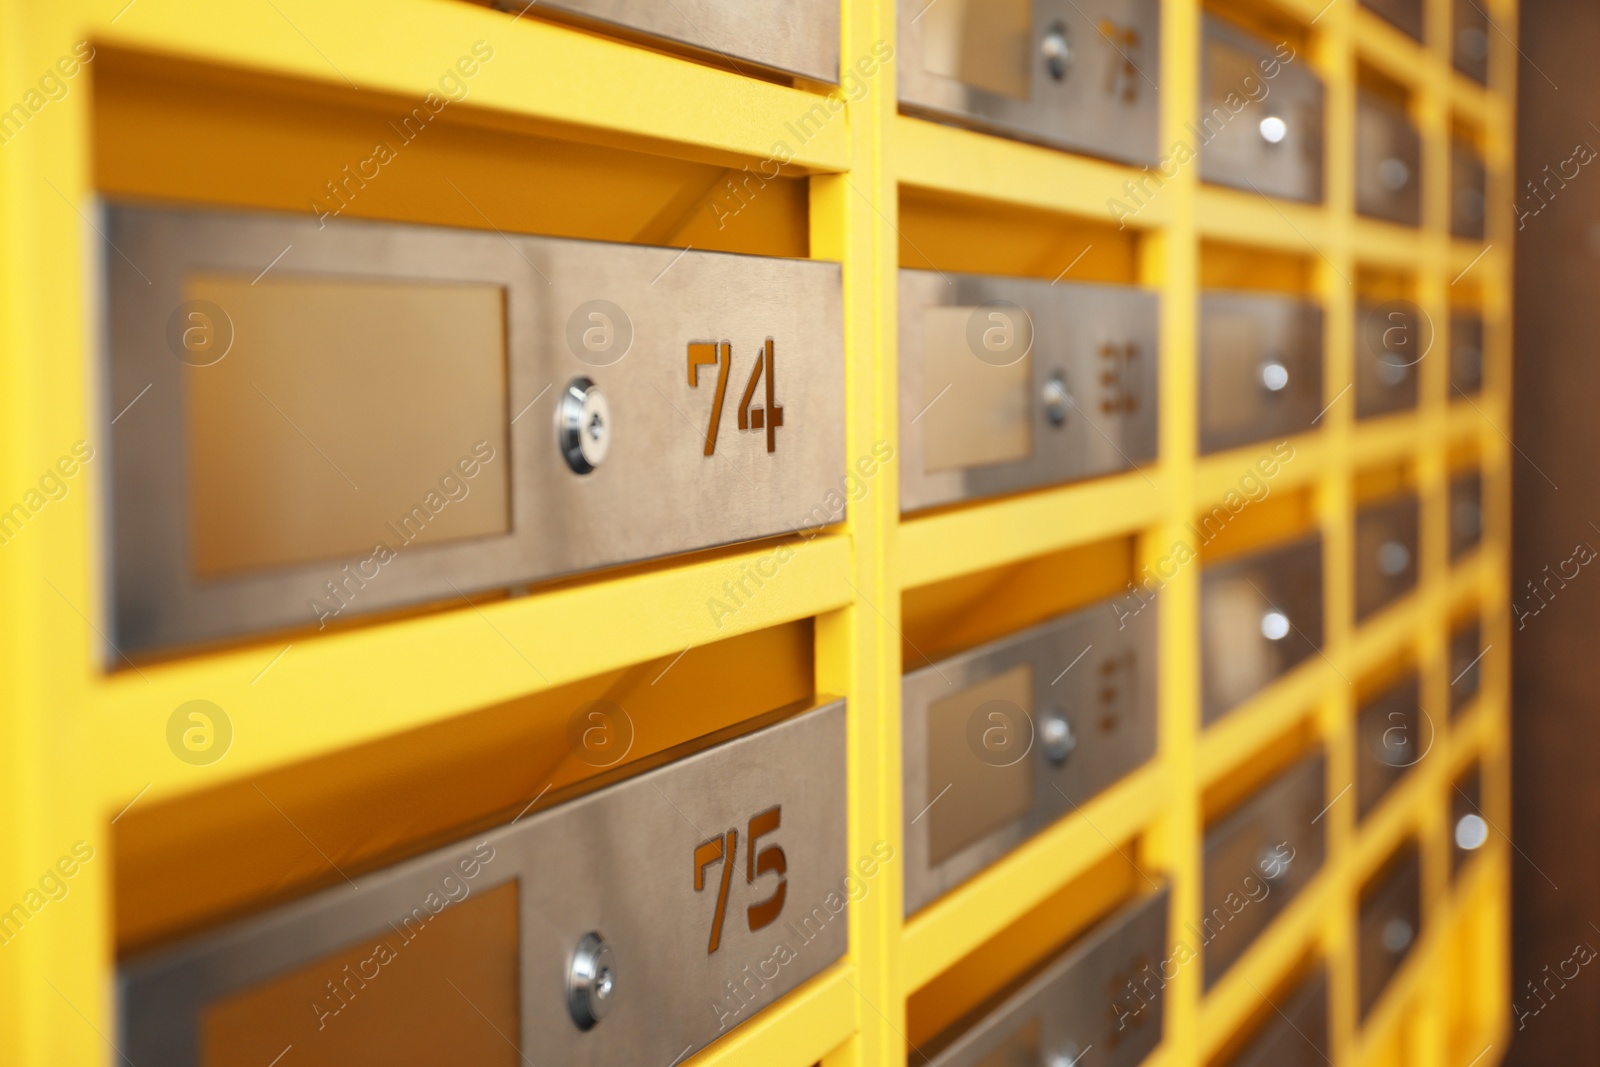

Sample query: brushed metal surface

[1358,843,1422,1019]
[1354,495,1420,621]
[119,699,849,1066]
[1451,311,1485,395]
[898,271,1160,512]
[1452,764,1485,878]
[1355,91,1423,226]
[923,887,1170,1067]
[1452,139,1489,239]
[101,204,844,657]
[1354,299,1423,419]
[1355,672,1423,822]
[1200,536,1325,725]
[1453,0,1491,83]
[1201,752,1327,987]
[901,599,1159,916]
[1199,16,1325,202]
[495,0,839,81]
[897,0,1162,165]
[1199,292,1324,454]
[1223,967,1330,1067]
[1362,0,1424,39]
[1449,618,1484,718]
[1450,469,1484,560]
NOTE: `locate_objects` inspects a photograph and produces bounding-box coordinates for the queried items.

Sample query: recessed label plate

[119,700,849,1067]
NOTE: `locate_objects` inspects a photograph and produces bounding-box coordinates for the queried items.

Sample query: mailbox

[1199,293,1324,454]
[102,204,845,657]
[896,0,1162,165]
[1358,843,1423,1019]
[1354,495,1419,621]
[1453,0,1491,83]
[1200,536,1325,725]
[1221,967,1330,1067]
[1363,0,1424,39]
[1355,672,1423,822]
[898,271,1159,512]
[1451,764,1487,878]
[1200,15,1325,203]
[493,0,839,81]
[901,598,1158,915]
[1201,751,1327,987]
[921,887,1170,1067]
[1450,470,1484,560]
[1354,300,1423,419]
[119,699,849,1066]
[1451,312,1486,395]
[1449,618,1484,718]
[1356,91,1423,226]
[1452,140,1488,240]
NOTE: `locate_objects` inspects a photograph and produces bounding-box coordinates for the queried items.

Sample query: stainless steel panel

[896,0,1162,165]
[1354,299,1423,418]
[1224,967,1330,1067]
[1362,0,1424,39]
[1354,496,1420,621]
[1453,0,1491,83]
[1451,311,1485,395]
[899,271,1160,512]
[1356,91,1423,226]
[1199,16,1324,202]
[102,204,844,657]
[495,0,839,81]
[902,599,1159,915]
[923,887,1170,1067]
[1201,752,1327,987]
[1450,469,1484,560]
[1451,764,1486,878]
[1200,536,1325,725]
[1199,292,1324,454]
[1355,673,1423,822]
[1358,844,1422,1019]
[120,699,849,1066]
[1452,139,1489,239]
[1449,618,1484,718]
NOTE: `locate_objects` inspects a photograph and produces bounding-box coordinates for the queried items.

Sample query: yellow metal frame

[0,0,1513,1062]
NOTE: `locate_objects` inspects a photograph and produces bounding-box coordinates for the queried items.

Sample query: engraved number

[1099,341,1141,414]
[689,339,784,455]
[694,805,788,954]
[1098,21,1143,103]
[1097,649,1138,733]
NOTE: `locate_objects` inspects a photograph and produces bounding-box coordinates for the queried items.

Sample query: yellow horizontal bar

[893,115,1172,229]
[1351,218,1430,269]
[1196,432,1325,511]
[897,470,1166,590]
[1352,11,1429,89]
[691,963,857,1067]
[900,763,1167,991]
[88,534,853,809]
[1450,77,1494,131]
[1197,661,1329,787]
[1349,410,1426,469]
[89,0,851,173]
[1195,185,1331,256]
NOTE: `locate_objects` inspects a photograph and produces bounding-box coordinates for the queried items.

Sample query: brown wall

[1510,0,1600,1060]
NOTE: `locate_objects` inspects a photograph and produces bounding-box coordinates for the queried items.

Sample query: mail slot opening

[908,850,1149,1048]
[1200,718,1318,817]
[902,537,1134,665]
[899,188,1145,280]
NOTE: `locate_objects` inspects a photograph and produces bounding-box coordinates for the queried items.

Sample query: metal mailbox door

[1452,139,1488,240]
[1199,292,1324,454]
[1355,91,1423,226]
[1354,299,1423,419]
[1451,312,1485,395]
[899,271,1160,511]
[1200,15,1325,203]
[1450,470,1484,560]
[1449,619,1484,718]
[1451,764,1487,878]
[1355,673,1424,821]
[119,700,850,1066]
[1453,0,1491,82]
[1224,967,1330,1067]
[1358,844,1422,1019]
[1353,495,1420,621]
[901,598,1158,915]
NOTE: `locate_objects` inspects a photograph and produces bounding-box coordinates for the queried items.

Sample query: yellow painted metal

[0,0,1514,1061]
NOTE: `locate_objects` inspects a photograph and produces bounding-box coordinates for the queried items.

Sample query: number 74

[692,805,787,955]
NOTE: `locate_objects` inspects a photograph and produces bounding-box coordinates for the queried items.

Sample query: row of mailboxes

[118,699,850,1065]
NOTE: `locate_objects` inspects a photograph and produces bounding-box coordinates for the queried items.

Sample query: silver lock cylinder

[559,376,611,474]
[1378,157,1411,191]
[1260,359,1290,392]
[1040,710,1076,765]
[567,931,617,1030]
[1455,812,1489,850]
[1042,370,1071,427]
[1258,114,1288,144]
[1381,916,1414,954]
[1041,23,1072,82]
[1258,846,1292,882]
[1377,540,1411,577]
[1260,609,1291,641]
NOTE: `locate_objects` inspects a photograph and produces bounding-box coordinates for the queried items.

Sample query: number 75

[692,805,787,955]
